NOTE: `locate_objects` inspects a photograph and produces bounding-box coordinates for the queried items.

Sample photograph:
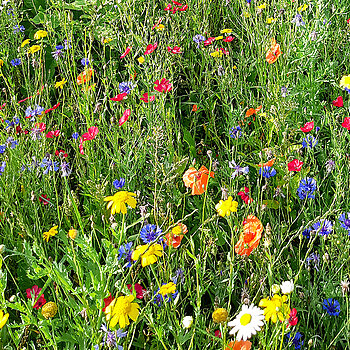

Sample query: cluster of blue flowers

[297,177,317,200]
[0,137,18,155]
[118,242,134,268]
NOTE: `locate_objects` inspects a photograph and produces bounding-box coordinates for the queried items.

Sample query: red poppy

[178,4,188,11]
[0,103,6,110]
[238,187,253,204]
[44,102,60,114]
[214,330,222,338]
[223,36,234,42]
[288,308,298,327]
[77,68,94,85]
[332,96,343,107]
[120,46,131,59]
[127,283,145,299]
[34,123,46,132]
[204,37,215,46]
[55,150,68,158]
[81,126,99,141]
[288,159,303,172]
[16,125,28,135]
[119,109,131,126]
[300,121,314,132]
[144,43,158,55]
[39,194,50,205]
[46,130,60,138]
[164,4,172,10]
[347,18,350,24]
[183,165,214,195]
[140,93,156,103]
[102,294,115,312]
[219,48,229,55]
[110,93,128,102]
[341,117,350,130]
[192,104,198,112]
[172,0,183,4]
[154,78,172,93]
[167,46,182,54]
[26,285,46,309]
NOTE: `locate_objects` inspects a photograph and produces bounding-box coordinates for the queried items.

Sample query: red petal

[119,109,131,126]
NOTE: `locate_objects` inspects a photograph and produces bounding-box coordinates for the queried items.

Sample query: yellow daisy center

[240,313,251,326]
[118,298,131,314]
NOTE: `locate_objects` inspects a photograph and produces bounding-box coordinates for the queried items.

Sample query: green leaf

[262,199,280,209]
[183,128,196,158]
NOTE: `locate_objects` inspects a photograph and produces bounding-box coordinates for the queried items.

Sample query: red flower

[347,18,350,24]
[55,150,68,158]
[341,117,350,130]
[214,330,222,338]
[219,48,229,55]
[127,283,145,299]
[288,159,303,172]
[223,36,234,42]
[39,194,50,205]
[164,4,172,10]
[0,103,6,110]
[102,294,115,312]
[144,43,158,55]
[167,46,182,54]
[178,4,188,11]
[119,109,131,126]
[16,125,28,135]
[238,187,253,204]
[172,0,183,4]
[288,308,298,327]
[192,104,198,112]
[120,46,131,59]
[300,121,314,132]
[140,93,155,103]
[154,78,172,93]
[110,93,128,102]
[81,126,99,141]
[204,37,215,46]
[332,96,343,107]
[26,285,46,309]
[45,102,60,114]
[46,130,60,138]
[34,123,46,132]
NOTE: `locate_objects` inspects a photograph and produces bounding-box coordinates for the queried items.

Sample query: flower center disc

[240,313,252,326]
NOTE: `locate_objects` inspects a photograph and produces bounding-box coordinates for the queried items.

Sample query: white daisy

[227,304,265,341]
[280,280,294,294]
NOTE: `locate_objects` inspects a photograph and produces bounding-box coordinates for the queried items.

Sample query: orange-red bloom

[77,68,94,85]
[165,223,188,248]
[183,165,214,195]
[226,341,252,350]
[266,38,282,64]
[235,215,263,256]
[245,105,262,118]
[257,158,276,168]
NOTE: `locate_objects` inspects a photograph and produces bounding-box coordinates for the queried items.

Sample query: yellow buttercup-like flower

[257,3,267,10]
[137,56,145,64]
[43,225,58,242]
[0,309,9,329]
[28,45,41,54]
[21,39,30,48]
[259,294,290,323]
[158,282,176,296]
[131,243,163,267]
[41,302,58,319]
[210,51,223,58]
[298,4,308,13]
[55,79,67,89]
[104,38,112,44]
[0,59,3,67]
[215,196,238,217]
[105,295,140,328]
[155,24,165,31]
[212,308,228,323]
[266,18,276,24]
[215,36,223,41]
[221,28,232,34]
[340,75,350,91]
[104,191,137,215]
[34,30,48,40]
[68,228,78,240]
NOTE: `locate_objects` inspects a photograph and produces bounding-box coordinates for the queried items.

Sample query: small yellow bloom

[215,196,238,217]
[34,30,48,40]
[257,3,267,10]
[131,243,163,267]
[43,225,58,242]
[221,28,232,34]
[55,79,67,89]
[298,4,308,13]
[243,11,251,18]
[210,51,223,58]
[212,308,228,323]
[340,75,350,90]
[0,309,9,329]
[68,228,78,240]
[104,38,112,44]
[233,65,237,69]
[155,24,165,31]
[28,45,41,54]
[137,56,145,64]
[158,282,177,296]
[259,294,290,323]
[0,59,3,67]
[104,191,137,215]
[215,36,224,40]
[21,39,30,48]
[266,17,275,24]
[41,302,58,319]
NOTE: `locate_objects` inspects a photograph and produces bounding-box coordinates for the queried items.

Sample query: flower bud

[182,316,193,329]
[271,284,281,294]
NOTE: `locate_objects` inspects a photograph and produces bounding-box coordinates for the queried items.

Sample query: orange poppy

[226,340,252,350]
[245,105,262,118]
[77,68,94,85]
[192,104,198,112]
[165,223,188,248]
[183,165,214,195]
[257,158,276,168]
[235,215,263,256]
[266,38,282,64]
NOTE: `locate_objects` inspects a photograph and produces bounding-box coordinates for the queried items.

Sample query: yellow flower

[212,308,228,323]
[104,191,137,215]
[0,309,9,329]
[41,302,58,319]
[298,4,308,13]
[34,30,48,40]
[155,24,165,31]
[104,38,112,44]
[137,56,145,64]
[43,225,58,242]
[215,36,224,40]
[258,294,290,323]
[210,51,223,58]
[221,28,232,34]
[55,79,67,89]
[257,3,267,9]
[266,17,275,24]
[28,45,41,54]
[131,243,163,267]
[21,39,30,48]
[233,65,237,69]
[340,75,350,90]
[215,196,238,217]
[243,11,251,18]
[105,295,140,328]
[68,228,78,240]
[0,59,3,67]
[158,282,176,296]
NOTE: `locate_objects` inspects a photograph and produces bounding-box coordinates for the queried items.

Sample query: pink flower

[223,36,234,42]
[120,46,131,59]
[46,130,60,138]
[140,93,155,103]
[119,109,131,126]
[144,43,158,55]
[341,117,350,130]
[238,187,253,204]
[154,78,172,93]
[204,37,215,46]
[81,126,99,141]
[167,46,182,54]
[288,159,303,172]
[127,283,145,299]
[332,96,343,107]
[26,285,46,309]
[34,123,46,132]
[110,93,128,102]
[300,121,314,132]
[164,4,172,10]
[288,308,298,327]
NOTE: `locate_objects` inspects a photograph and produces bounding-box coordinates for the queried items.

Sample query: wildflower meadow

[1,0,350,349]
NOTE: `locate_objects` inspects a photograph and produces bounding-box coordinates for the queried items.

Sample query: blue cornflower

[338,212,350,235]
[228,160,249,178]
[52,49,64,60]
[64,39,72,49]
[312,219,333,236]
[247,0,251,3]
[302,135,318,148]
[118,242,134,268]
[13,25,25,33]
[40,157,59,174]
[297,177,317,200]
[322,298,340,316]
[291,14,305,26]
[113,178,125,189]
[99,324,126,349]
[171,268,185,284]
[81,58,90,66]
[229,126,242,139]
[302,227,311,238]
[140,224,162,244]
[0,144,6,154]
[119,81,135,95]
[25,106,33,118]
[33,105,45,116]
[56,45,64,50]
[60,162,71,177]
[72,132,79,139]
[306,252,320,271]
[153,284,179,306]
[259,166,277,179]
[0,161,6,175]
[285,332,304,350]
[5,117,20,129]
[193,34,205,48]
[6,137,18,149]
[10,58,21,66]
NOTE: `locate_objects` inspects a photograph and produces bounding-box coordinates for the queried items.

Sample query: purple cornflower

[52,48,64,60]
[10,58,21,66]
[297,177,317,200]
[302,135,318,148]
[325,159,335,173]
[322,298,340,316]
[306,252,320,271]
[113,178,125,189]
[140,224,162,244]
[291,14,305,26]
[229,160,249,178]
[64,39,72,49]
[259,166,277,179]
[193,34,205,48]
[6,137,18,149]
[60,162,71,177]
[30,127,42,140]
[119,81,135,95]
[285,332,304,350]
[229,126,242,139]
[339,212,350,234]
[171,268,185,284]
[312,220,333,236]
[118,242,134,268]
[98,324,126,349]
